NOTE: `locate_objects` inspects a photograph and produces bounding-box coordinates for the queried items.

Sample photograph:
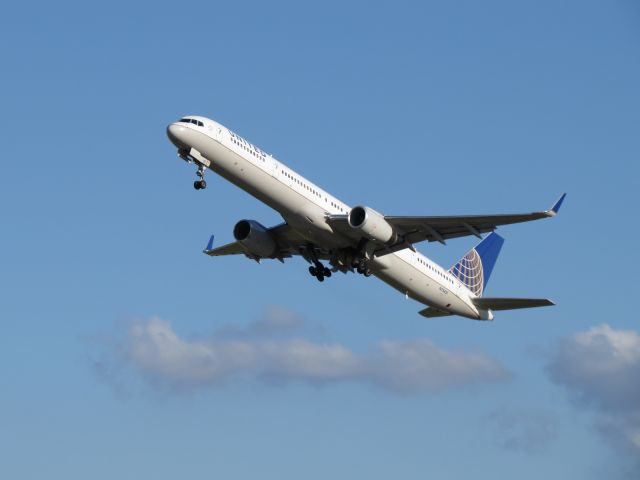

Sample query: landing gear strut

[193,165,207,190]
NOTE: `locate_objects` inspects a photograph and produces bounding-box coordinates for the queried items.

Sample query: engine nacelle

[348,206,397,245]
[233,219,278,258]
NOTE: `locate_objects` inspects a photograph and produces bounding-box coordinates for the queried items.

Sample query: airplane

[167,115,565,321]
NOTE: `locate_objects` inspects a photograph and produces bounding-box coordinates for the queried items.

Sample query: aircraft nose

[167,123,188,149]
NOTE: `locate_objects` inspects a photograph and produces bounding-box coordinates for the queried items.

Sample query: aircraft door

[268,155,279,178]
[214,125,224,141]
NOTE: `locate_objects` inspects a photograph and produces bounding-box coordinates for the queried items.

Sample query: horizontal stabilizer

[418,307,453,318]
[472,297,555,311]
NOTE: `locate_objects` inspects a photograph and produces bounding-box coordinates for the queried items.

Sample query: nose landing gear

[194,165,207,190]
[177,148,211,190]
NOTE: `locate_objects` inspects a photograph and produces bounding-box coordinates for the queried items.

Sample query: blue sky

[1,1,639,478]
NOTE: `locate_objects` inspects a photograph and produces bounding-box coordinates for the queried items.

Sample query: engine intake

[233,219,277,258]
[348,206,396,245]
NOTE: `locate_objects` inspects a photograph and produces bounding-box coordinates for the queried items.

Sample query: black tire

[194,181,201,190]
[309,266,316,276]
[324,268,331,277]
[200,180,207,189]
[317,274,324,282]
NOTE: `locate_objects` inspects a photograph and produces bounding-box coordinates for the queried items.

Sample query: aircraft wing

[203,223,309,260]
[327,194,565,255]
[202,238,245,256]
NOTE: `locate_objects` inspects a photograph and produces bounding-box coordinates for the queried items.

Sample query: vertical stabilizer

[449,232,504,296]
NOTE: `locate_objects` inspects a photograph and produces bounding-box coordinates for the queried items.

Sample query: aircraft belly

[198,138,349,249]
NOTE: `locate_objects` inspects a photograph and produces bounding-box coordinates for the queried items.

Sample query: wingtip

[204,234,215,253]
[549,193,566,215]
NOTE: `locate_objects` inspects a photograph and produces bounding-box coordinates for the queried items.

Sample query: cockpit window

[178,118,204,127]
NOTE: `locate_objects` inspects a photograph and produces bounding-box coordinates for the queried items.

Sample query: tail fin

[449,232,504,297]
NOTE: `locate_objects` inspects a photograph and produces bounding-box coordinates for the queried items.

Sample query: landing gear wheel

[194,165,206,190]
[309,264,327,282]
[355,258,369,275]
[306,246,330,282]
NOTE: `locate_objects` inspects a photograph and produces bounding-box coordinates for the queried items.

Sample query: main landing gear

[307,247,332,282]
[355,258,372,277]
[308,264,332,282]
[194,165,207,190]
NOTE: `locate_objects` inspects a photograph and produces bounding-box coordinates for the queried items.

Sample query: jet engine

[233,219,278,258]
[348,206,397,245]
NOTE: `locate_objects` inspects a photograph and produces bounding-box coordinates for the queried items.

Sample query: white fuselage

[167,116,483,319]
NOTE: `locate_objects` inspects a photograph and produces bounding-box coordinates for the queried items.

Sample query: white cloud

[547,324,640,457]
[214,305,306,339]
[123,317,509,393]
[368,339,509,392]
